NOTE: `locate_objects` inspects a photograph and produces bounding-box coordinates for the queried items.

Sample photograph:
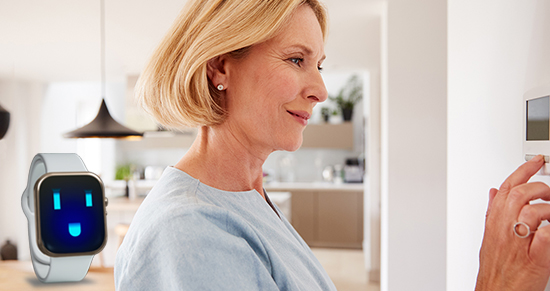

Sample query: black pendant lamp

[0,103,10,140]
[64,0,142,139]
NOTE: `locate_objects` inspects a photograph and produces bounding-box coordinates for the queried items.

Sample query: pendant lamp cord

[100,0,106,100]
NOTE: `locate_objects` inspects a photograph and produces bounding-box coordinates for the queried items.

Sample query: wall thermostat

[523,85,550,175]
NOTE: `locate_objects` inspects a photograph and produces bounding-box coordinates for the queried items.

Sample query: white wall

[0,79,44,260]
[448,0,550,290]
[381,0,447,290]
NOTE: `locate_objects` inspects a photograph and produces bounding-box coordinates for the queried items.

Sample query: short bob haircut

[136,0,328,129]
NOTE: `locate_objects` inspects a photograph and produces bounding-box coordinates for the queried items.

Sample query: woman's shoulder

[132,167,223,225]
[137,167,218,214]
[126,167,255,238]
[146,166,200,200]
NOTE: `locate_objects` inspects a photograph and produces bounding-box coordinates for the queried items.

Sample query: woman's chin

[279,136,303,152]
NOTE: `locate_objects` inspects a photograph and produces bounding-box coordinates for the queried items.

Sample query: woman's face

[221,5,327,154]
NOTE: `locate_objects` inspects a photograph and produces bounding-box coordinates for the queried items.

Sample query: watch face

[35,173,106,256]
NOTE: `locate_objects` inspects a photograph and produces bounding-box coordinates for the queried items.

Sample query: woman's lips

[287,110,311,126]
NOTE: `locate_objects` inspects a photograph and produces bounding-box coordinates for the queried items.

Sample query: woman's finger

[488,188,498,207]
[530,223,550,270]
[486,188,498,219]
[516,203,550,237]
[499,155,545,193]
[507,182,550,214]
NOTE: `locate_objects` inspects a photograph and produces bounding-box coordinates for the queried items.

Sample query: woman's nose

[307,71,328,103]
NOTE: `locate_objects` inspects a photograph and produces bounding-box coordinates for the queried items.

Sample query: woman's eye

[289,58,303,65]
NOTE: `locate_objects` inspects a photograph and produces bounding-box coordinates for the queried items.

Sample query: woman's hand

[476,155,550,291]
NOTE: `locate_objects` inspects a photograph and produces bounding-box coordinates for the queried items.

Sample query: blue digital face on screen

[38,175,105,255]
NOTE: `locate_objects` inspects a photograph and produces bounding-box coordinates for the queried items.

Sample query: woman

[114,0,550,289]
[115,0,333,290]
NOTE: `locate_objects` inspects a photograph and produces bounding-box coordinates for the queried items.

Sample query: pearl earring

[217,84,224,91]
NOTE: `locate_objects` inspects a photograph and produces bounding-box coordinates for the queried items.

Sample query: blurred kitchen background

[0,0,383,290]
[4,0,546,290]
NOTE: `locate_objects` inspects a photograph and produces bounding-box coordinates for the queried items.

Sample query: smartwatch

[21,153,108,283]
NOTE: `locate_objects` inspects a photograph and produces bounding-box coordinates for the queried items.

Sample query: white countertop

[264,181,364,192]
[107,191,294,213]
[106,179,364,193]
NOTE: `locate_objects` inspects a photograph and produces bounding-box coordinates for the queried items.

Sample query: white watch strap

[21,153,95,283]
[32,255,93,283]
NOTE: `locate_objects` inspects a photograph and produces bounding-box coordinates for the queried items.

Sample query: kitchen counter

[0,261,114,291]
[107,191,293,214]
[105,180,364,197]
[264,182,363,192]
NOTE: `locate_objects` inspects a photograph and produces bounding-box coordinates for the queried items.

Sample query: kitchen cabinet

[290,191,316,243]
[317,191,363,248]
[301,123,354,150]
[271,189,364,249]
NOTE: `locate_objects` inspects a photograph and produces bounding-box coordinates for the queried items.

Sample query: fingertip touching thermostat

[523,85,550,175]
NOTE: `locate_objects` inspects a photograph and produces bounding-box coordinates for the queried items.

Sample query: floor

[311,248,380,291]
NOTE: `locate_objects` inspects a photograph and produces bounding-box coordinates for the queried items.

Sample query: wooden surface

[301,122,354,149]
[0,261,115,291]
[317,191,364,248]
[311,248,379,291]
[290,190,364,249]
[291,190,316,243]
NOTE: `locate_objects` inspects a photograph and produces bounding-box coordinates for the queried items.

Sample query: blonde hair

[136,0,328,129]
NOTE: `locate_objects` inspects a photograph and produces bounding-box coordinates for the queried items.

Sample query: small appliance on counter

[344,158,364,183]
[333,164,344,184]
[322,166,334,182]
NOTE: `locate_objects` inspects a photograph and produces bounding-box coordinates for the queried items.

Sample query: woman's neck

[174,126,269,199]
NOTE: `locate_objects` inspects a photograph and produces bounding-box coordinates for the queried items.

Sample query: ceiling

[0,0,383,83]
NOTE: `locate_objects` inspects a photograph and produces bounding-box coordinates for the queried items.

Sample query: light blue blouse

[114,167,336,290]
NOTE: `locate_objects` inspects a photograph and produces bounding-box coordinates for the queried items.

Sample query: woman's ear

[206,55,228,88]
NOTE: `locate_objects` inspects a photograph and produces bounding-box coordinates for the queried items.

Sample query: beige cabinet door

[290,190,316,244]
[290,190,363,249]
[317,191,363,249]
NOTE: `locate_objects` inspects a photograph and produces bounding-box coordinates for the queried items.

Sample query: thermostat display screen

[527,96,550,141]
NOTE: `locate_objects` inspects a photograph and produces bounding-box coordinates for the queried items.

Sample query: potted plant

[321,107,330,122]
[115,164,133,197]
[329,108,342,124]
[329,75,363,121]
